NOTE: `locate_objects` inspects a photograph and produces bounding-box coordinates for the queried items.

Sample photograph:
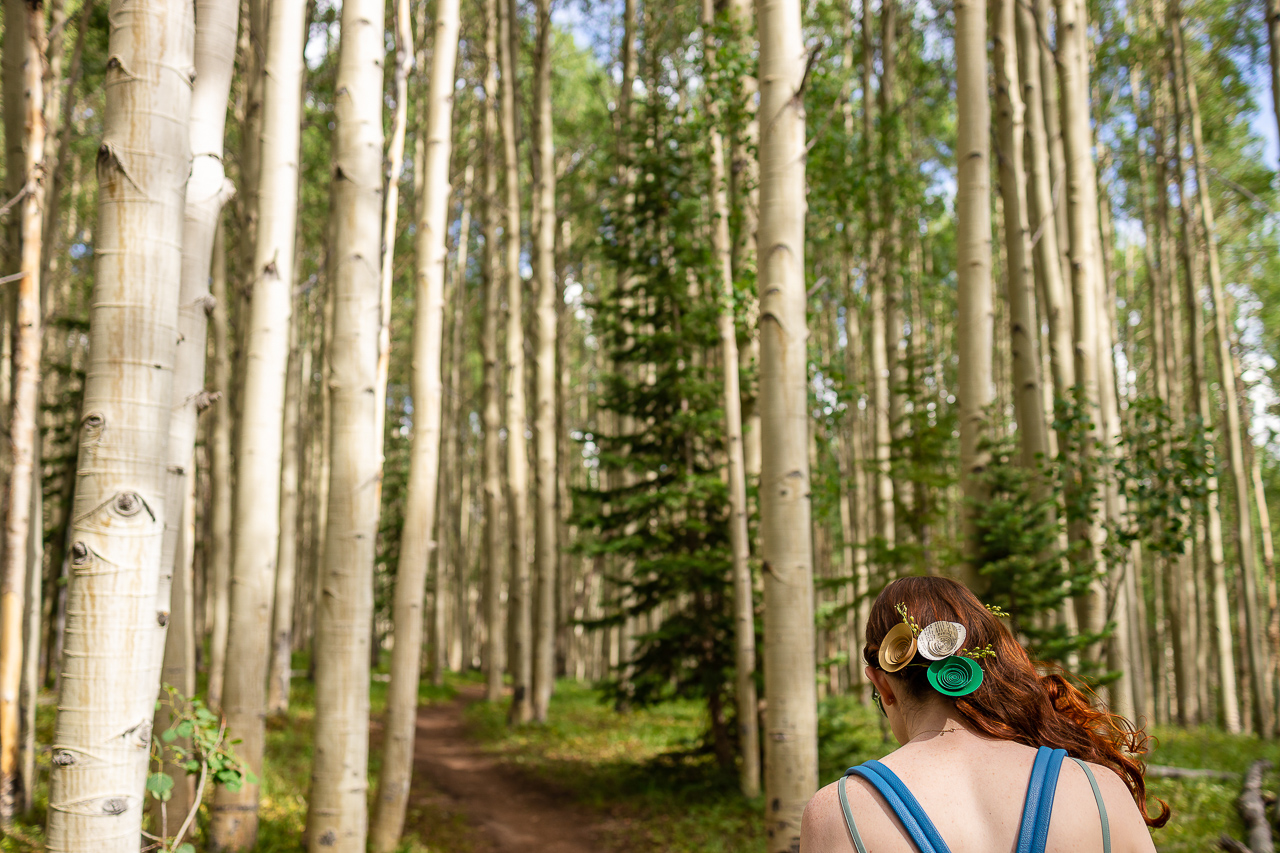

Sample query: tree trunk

[44,0,193,846]
[994,0,1049,472]
[531,0,558,724]
[498,0,533,724]
[0,0,46,823]
[369,0,459,844]
[1055,0,1107,642]
[955,0,993,582]
[755,0,818,848]
[305,0,385,845]
[1268,0,1280,163]
[209,0,306,841]
[1015,0,1074,407]
[18,442,40,816]
[148,0,238,827]
[480,0,506,704]
[207,219,234,711]
[703,0,760,797]
[267,309,302,715]
[1173,9,1273,735]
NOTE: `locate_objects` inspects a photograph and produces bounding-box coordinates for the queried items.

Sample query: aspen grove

[2,0,1280,847]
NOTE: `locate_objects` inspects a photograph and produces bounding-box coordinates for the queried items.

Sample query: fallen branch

[1147,764,1239,781]
[1240,760,1275,853]
[1221,834,1254,853]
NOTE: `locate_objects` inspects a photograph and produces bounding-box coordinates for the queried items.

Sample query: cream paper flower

[917,621,967,661]
[878,622,918,672]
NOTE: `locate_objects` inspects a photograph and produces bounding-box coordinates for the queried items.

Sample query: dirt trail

[404,686,609,853]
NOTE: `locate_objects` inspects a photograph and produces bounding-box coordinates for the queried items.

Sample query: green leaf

[174,720,195,739]
[146,772,174,800]
[177,844,195,853]
[161,728,178,743]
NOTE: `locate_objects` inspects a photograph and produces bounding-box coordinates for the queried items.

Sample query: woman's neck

[899,699,977,746]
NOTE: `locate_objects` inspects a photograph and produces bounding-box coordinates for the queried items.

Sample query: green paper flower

[927,655,984,697]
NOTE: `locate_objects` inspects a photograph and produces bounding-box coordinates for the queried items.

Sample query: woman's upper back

[801,735,1156,853]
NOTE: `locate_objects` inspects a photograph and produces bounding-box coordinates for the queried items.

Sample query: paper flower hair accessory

[917,621,967,660]
[926,655,984,697]
[878,622,917,672]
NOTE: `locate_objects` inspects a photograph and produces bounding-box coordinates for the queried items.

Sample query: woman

[801,576,1168,853]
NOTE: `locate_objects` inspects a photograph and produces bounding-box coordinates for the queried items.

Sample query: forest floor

[1,669,1274,852]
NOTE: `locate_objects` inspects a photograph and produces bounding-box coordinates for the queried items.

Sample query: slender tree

[44,0,193,846]
[755,0,818,848]
[955,0,993,581]
[370,0,461,841]
[153,0,239,823]
[703,0,760,796]
[531,0,559,723]
[306,0,386,845]
[480,0,506,704]
[0,0,45,822]
[498,0,533,723]
[210,0,307,841]
[267,311,303,716]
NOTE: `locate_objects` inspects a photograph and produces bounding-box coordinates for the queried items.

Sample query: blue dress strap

[845,761,952,853]
[1016,747,1068,853]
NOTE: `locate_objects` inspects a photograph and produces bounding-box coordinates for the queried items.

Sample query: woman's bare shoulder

[800,779,853,853]
[1071,759,1158,853]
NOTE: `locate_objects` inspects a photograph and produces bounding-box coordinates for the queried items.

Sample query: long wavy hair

[864,576,1170,828]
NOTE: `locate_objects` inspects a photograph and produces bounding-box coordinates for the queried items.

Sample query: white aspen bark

[44,0,193,845]
[1055,0,1107,639]
[994,0,1048,471]
[369,0,460,843]
[19,442,41,815]
[267,312,302,716]
[531,0,559,724]
[152,0,238,824]
[703,0,760,797]
[442,159,473,683]
[210,0,305,842]
[1015,0,1074,402]
[375,0,413,448]
[0,0,45,822]
[1175,13,1273,735]
[306,0,385,844]
[862,0,895,553]
[207,221,233,711]
[498,0,533,724]
[480,0,506,704]
[955,0,993,581]
[755,0,817,847]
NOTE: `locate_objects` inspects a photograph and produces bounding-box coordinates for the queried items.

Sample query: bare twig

[1146,764,1239,781]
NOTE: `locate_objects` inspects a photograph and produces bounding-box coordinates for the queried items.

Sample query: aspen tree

[44,0,193,846]
[306,0,386,844]
[207,220,233,712]
[266,312,302,716]
[993,0,1049,472]
[755,0,817,847]
[1014,0,1074,406]
[210,0,307,841]
[153,0,239,822]
[702,0,760,796]
[531,0,560,723]
[0,0,45,822]
[1174,10,1274,734]
[862,0,895,552]
[480,0,506,704]
[498,0,533,723]
[1055,0,1107,638]
[375,0,413,460]
[955,0,993,582]
[370,0,461,841]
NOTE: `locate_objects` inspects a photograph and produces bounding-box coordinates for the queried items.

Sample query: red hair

[864,576,1169,828]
